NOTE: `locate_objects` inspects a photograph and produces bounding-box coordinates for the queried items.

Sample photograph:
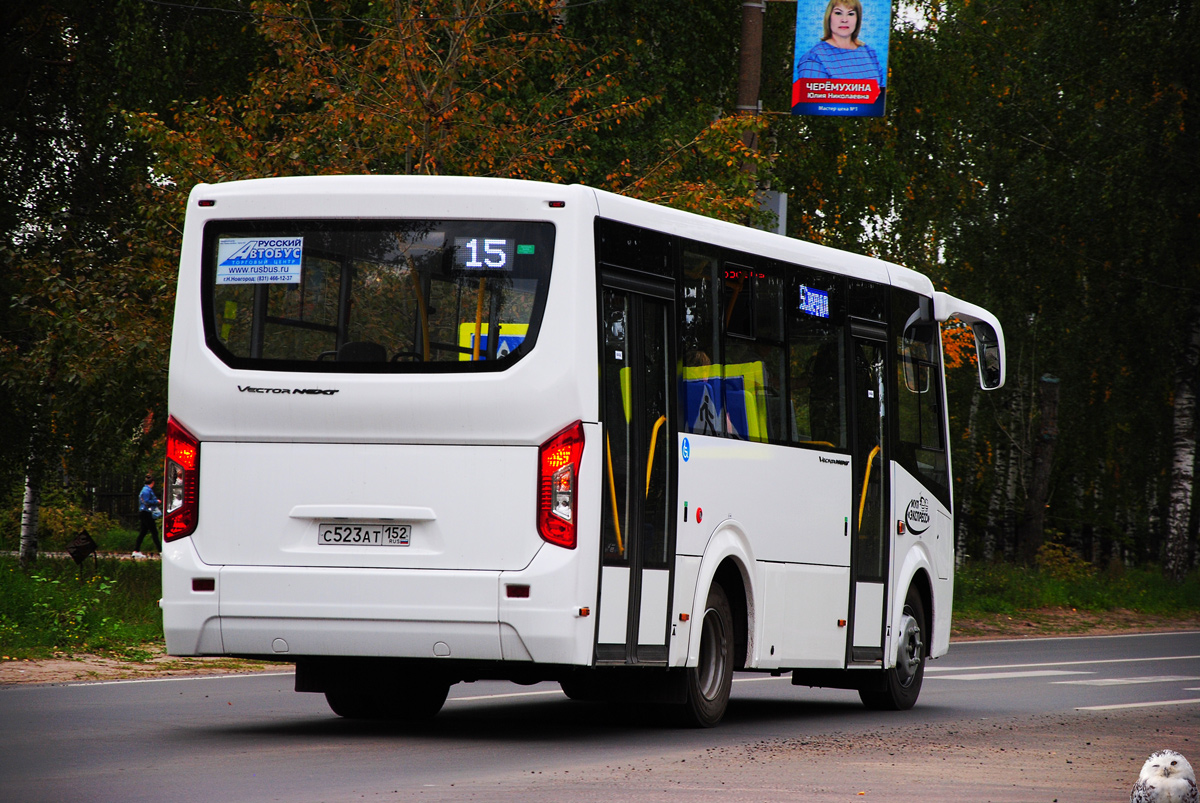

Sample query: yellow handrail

[858,444,881,530]
[645,415,667,497]
[406,255,430,361]
[472,277,486,361]
[605,433,625,557]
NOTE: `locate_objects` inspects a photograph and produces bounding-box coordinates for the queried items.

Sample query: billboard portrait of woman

[792,0,892,117]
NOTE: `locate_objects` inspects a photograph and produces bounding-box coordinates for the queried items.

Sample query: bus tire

[559,671,606,702]
[681,583,734,728]
[859,586,926,711]
[325,679,450,721]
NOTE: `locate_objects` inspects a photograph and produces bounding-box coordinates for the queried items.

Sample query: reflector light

[164,416,200,542]
[548,201,566,208]
[506,585,530,598]
[193,578,215,592]
[537,421,584,549]
[198,199,215,207]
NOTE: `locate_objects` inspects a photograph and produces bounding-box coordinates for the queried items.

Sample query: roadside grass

[955,550,1200,617]
[2,543,1199,662]
[0,555,162,660]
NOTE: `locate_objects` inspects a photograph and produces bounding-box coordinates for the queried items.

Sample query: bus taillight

[537,421,584,549]
[164,416,200,542]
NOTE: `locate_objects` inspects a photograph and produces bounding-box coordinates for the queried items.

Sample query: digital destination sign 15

[454,237,515,271]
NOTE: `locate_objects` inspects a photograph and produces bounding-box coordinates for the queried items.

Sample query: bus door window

[598,278,676,660]
[600,289,672,568]
[601,289,632,564]
[853,334,888,582]
[641,297,671,569]
[893,289,950,506]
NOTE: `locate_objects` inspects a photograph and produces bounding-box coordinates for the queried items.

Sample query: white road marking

[1076,698,1200,711]
[927,654,1200,673]
[447,689,564,702]
[1052,675,1200,686]
[68,672,294,687]
[928,670,1091,681]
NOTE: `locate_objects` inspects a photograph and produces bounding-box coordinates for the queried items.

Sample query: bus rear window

[202,220,555,371]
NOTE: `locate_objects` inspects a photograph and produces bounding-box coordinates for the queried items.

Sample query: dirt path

[405,707,1199,802]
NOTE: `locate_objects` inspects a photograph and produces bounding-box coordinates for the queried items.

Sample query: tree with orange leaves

[131,0,650,185]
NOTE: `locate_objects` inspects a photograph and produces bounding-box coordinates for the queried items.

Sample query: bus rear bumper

[162,537,595,666]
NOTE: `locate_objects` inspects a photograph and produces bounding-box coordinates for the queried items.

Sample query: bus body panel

[890,462,951,660]
[217,564,503,659]
[592,190,913,294]
[758,562,850,670]
[169,177,601,447]
[683,522,757,668]
[668,555,702,665]
[194,441,541,571]
[676,434,851,568]
[162,537,223,655]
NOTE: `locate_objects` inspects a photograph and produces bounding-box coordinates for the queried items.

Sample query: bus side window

[788,272,847,450]
[722,266,785,444]
[679,250,724,437]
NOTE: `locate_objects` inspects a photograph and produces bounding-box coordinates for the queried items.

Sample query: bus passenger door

[850,325,889,663]
[596,274,676,666]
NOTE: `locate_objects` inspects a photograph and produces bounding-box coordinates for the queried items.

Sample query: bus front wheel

[859,586,926,711]
[681,583,734,728]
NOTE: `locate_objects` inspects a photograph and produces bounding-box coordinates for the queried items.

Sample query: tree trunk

[955,386,981,567]
[1017,375,1060,564]
[736,0,765,142]
[19,472,39,568]
[1164,303,1200,582]
[984,442,1004,562]
[1003,426,1021,560]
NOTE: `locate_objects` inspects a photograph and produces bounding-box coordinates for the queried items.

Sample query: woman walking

[134,474,161,558]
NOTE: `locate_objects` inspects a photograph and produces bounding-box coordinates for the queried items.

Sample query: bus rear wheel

[680,583,734,728]
[325,679,450,721]
[859,586,926,711]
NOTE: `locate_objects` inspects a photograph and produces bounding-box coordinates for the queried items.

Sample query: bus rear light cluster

[164,416,200,541]
[537,421,584,549]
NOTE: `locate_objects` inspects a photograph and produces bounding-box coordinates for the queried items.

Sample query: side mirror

[972,322,1003,390]
[932,292,1006,391]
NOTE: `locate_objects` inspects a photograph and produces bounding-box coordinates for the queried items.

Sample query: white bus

[163,175,1005,727]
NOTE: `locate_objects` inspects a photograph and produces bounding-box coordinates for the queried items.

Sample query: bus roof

[187,174,937,297]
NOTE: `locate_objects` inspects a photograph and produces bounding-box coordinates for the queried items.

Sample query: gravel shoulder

[404,707,1200,802]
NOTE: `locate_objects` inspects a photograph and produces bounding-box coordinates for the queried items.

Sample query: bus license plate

[318,523,411,546]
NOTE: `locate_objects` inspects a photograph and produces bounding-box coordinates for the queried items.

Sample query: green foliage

[1034,540,1095,585]
[0,556,162,659]
[0,484,141,554]
[955,561,1200,617]
[1,0,259,505]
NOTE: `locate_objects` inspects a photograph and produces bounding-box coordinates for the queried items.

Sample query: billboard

[792,0,893,118]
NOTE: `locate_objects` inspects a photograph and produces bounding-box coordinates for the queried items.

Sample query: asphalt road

[3,631,1198,802]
